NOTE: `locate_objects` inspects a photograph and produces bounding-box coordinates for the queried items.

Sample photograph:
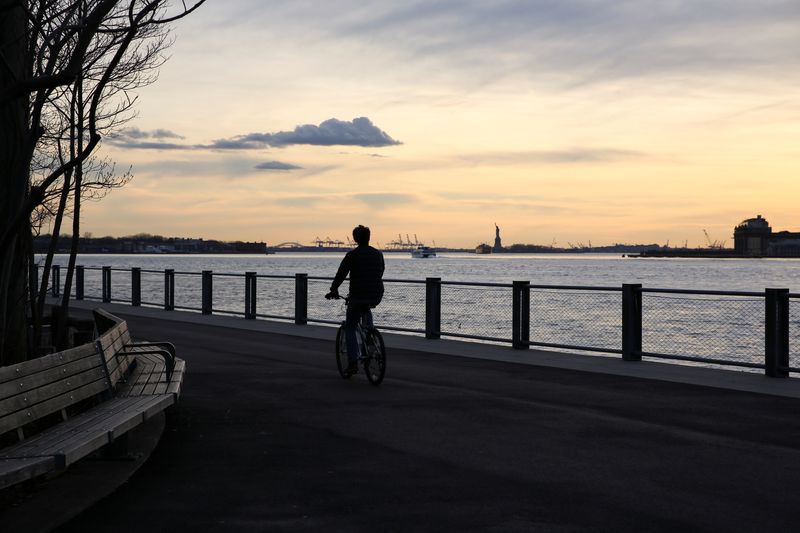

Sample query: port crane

[702,229,726,249]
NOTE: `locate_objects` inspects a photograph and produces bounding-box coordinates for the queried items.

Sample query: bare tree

[0,0,205,364]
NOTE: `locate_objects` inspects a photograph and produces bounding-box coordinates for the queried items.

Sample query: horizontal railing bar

[173,305,202,312]
[642,288,764,297]
[639,351,764,369]
[529,284,621,292]
[524,340,621,354]
[439,331,511,343]
[212,309,246,317]
[441,281,513,288]
[307,318,341,325]
[378,325,426,335]
[789,294,799,298]
[172,271,203,276]
[307,276,335,281]
[254,313,295,321]
[212,273,246,278]
[255,274,296,280]
[383,278,428,284]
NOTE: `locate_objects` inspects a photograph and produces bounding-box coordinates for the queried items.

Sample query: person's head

[352,225,370,246]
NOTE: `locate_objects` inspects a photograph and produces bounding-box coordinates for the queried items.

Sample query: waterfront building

[733,215,800,257]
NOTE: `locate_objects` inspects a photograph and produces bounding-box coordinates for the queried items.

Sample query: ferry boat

[411,245,436,258]
[475,243,492,254]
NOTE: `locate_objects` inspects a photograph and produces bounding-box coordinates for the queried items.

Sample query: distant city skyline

[73,1,800,248]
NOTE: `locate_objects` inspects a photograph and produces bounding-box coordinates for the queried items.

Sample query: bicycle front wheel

[363,328,386,385]
[335,325,351,379]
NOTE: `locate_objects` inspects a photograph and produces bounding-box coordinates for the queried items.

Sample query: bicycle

[330,296,386,385]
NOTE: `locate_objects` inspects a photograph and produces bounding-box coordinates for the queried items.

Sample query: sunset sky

[83,0,800,248]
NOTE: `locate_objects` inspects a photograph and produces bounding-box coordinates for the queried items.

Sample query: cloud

[121,127,184,140]
[107,127,187,150]
[208,117,401,149]
[459,148,646,166]
[212,1,800,90]
[350,193,416,207]
[106,118,400,153]
[273,195,326,207]
[254,161,302,171]
[272,192,417,208]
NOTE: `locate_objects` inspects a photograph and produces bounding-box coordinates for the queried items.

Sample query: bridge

[270,241,311,249]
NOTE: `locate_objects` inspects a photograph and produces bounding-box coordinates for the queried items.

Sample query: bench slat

[0,366,107,425]
[2,396,155,458]
[0,378,109,437]
[0,457,58,490]
[0,351,102,399]
[13,397,169,468]
[0,343,97,386]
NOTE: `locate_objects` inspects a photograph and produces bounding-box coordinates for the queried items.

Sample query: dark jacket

[331,245,385,306]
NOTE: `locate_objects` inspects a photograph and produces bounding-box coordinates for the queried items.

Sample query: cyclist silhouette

[325,225,385,376]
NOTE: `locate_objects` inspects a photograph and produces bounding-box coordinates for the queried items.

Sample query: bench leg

[94,434,138,462]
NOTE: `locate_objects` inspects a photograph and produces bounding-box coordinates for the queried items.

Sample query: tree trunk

[0,5,32,365]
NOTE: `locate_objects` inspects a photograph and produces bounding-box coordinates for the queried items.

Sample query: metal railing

[39,264,798,378]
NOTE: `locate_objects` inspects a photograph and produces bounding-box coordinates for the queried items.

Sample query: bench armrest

[119,342,176,381]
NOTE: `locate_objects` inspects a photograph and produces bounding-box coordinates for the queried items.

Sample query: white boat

[411,245,436,258]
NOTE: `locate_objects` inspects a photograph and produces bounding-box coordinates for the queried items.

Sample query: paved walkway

[41,306,800,532]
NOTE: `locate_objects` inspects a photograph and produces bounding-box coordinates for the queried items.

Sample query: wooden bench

[0,309,185,490]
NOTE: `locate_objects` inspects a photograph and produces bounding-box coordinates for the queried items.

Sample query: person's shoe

[345,362,359,376]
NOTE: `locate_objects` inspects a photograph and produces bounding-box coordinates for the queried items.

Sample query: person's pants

[345,303,373,363]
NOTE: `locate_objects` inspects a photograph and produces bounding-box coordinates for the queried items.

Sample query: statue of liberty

[493,223,502,251]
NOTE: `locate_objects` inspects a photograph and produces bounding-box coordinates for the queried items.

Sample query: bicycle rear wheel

[335,325,351,379]
[363,328,386,385]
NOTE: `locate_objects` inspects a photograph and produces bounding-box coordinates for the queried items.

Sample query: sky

[82,0,800,248]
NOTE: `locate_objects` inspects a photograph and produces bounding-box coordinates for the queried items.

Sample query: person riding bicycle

[325,225,385,376]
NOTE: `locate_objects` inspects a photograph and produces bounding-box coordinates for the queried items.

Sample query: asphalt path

[58,313,800,532]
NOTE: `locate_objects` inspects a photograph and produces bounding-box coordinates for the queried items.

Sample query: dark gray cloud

[121,127,184,140]
[108,118,400,152]
[108,141,189,150]
[107,127,187,150]
[208,117,401,149]
[255,161,302,171]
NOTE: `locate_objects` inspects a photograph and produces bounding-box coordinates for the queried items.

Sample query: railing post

[622,284,642,361]
[51,264,61,297]
[76,265,84,300]
[131,267,141,306]
[101,266,111,303]
[425,277,441,339]
[765,288,789,378]
[512,281,530,349]
[245,272,257,319]
[295,273,308,325]
[201,270,212,315]
[164,269,175,311]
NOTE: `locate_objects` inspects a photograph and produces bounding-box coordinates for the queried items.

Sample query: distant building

[733,215,800,257]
